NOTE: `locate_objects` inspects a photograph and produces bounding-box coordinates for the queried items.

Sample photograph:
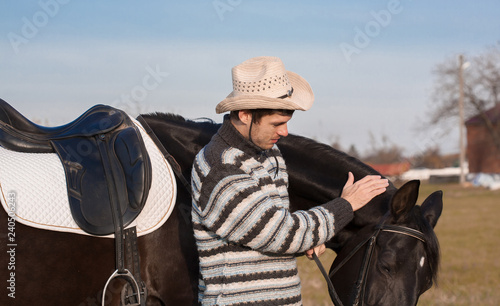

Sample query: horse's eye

[381,264,391,274]
[377,259,393,275]
[378,251,396,276]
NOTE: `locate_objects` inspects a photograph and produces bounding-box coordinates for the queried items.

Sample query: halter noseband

[313,213,426,306]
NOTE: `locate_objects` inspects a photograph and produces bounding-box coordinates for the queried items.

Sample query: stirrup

[102,269,141,306]
[121,280,147,306]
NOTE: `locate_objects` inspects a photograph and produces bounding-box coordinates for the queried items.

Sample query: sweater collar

[217,115,268,159]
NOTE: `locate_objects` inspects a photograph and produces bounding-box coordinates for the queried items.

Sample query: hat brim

[216,71,314,114]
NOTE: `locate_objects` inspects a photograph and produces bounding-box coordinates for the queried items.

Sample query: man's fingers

[356,175,383,185]
[367,186,388,198]
[357,176,389,189]
[341,174,390,211]
[306,244,326,259]
[317,244,326,256]
[345,171,354,187]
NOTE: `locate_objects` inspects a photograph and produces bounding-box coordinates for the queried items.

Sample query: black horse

[139,112,443,305]
[0,108,442,305]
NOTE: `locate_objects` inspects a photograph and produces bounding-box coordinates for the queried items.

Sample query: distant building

[368,161,411,179]
[465,104,500,173]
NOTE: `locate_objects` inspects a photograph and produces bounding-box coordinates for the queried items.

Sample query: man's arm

[196,165,387,255]
[305,172,389,258]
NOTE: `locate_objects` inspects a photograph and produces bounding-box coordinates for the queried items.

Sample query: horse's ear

[420,190,443,228]
[391,180,420,222]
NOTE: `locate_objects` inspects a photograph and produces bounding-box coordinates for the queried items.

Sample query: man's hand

[306,244,326,260]
[341,172,389,211]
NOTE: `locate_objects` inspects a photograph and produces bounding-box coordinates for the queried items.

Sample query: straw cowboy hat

[216,56,314,114]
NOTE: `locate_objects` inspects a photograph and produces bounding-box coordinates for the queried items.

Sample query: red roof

[466,103,500,125]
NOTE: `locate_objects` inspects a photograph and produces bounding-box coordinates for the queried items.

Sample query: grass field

[297,182,500,305]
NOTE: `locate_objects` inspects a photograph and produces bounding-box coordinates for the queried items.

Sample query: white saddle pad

[0,117,177,238]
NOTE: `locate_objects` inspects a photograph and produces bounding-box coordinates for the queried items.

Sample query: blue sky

[1,1,499,156]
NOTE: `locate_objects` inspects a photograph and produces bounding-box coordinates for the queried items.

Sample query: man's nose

[277,124,288,137]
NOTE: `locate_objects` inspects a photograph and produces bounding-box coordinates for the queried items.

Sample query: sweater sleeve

[194,162,353,255]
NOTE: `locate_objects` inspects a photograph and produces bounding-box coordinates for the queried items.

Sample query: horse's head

[329,180,443,305]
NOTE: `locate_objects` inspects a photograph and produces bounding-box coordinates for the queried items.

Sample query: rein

[313,213,426,306]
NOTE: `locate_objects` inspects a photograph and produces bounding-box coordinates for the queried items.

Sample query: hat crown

[215,56,314,114]
[231,56,292,99]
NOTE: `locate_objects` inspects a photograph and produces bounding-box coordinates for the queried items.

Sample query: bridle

[313,213,426,306]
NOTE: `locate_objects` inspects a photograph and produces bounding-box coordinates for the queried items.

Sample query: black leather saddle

[0,98,152,236]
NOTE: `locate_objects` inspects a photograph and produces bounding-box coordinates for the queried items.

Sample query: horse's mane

[142,112,220,129]
[143,112,185,121]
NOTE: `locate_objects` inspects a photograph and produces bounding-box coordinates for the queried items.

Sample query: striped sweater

[191,116,353,305]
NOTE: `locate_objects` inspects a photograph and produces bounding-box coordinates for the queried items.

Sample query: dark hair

[230,109,295,123]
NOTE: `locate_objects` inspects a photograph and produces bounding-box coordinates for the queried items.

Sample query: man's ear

[238,110,252,125]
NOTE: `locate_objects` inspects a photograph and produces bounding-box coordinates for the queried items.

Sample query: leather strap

[96,135,127,272]
[123,227,147,306]
[312,252,344,306]
[96,132,146,306]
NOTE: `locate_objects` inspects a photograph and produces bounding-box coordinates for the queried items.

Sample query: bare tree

[363,132,405,164]
[412,146,446,169]
[427,45,500,149]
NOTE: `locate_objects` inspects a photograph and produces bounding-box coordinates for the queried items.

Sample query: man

[191,56,388,305]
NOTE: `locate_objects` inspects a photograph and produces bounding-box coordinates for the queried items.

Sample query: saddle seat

[0,98,152,236]
[0,99,125,153]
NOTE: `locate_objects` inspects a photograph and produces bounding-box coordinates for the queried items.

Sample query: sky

[1,1,499,157]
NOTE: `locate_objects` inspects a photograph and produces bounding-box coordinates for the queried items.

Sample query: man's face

[250,112,293,150]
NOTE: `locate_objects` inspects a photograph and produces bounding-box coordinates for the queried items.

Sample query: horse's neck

[279,134,396,250]
[280,134,389,209]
